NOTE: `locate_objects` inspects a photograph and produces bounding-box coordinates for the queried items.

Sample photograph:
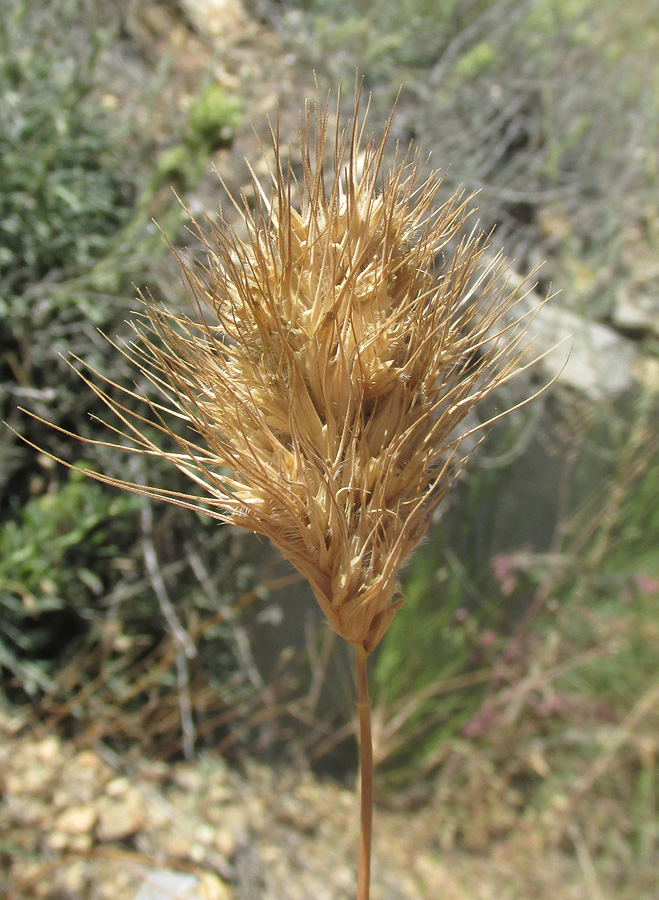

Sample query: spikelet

[26,89,542,653]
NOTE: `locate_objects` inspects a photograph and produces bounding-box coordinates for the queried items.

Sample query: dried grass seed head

[28,90,542,653]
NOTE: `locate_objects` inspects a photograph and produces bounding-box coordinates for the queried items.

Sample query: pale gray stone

[136,868,201,900]
[515,296,636,400]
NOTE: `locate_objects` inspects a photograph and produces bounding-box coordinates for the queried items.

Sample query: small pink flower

[634,573,659,595]
[491,553,519,596]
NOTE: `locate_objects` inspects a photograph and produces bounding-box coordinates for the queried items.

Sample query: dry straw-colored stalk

[20,86,547,899]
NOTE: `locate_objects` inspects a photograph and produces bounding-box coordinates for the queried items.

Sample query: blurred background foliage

[276,0,659,321]
[1,0,658,893]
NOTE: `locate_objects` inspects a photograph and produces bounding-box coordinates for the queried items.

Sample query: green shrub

[185,83,244,151]
[0,1,138,305]
[0,0,190,503]
[452,41,495,79]
[0,0,242,701]
[0,0,148,490]
[0,472,141,695]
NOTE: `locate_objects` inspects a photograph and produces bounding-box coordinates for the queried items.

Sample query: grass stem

[355,644,373,900]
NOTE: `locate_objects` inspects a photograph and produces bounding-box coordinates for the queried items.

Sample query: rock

[520,298,636,400]
[135,867,233,900]
[0,708,27,735]
[180,0,246,43]
[7,762,53,796]
[36,736,61,763]
[8,796,47,828]
[212,805,248,858]
[74,749,106,771]
[136,759,170,783]
[56,750,112,805]
[162,830,194,860]
[611,288,659,338]
[45,831,69,851]
[275,794,318,834]
[45,827,93,852]
[96,792,146,842]
[214,827,238,859]
[414,854,463,898]
[189,842,206,863]
[57,860,86,894]
[69,832,94,852]
[55,804,97,835]
[106,776,131,798]
[497,262,639,401]
[136,868,194,900]
[173,765,203,792]
[198,873,234,899]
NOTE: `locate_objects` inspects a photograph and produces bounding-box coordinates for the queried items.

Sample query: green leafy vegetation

[0,473,141,695]
[185,83,244,151]
[0,13,136,303]
[0,0,247,706]
[0,0,158,488]
[154,83,244,191]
